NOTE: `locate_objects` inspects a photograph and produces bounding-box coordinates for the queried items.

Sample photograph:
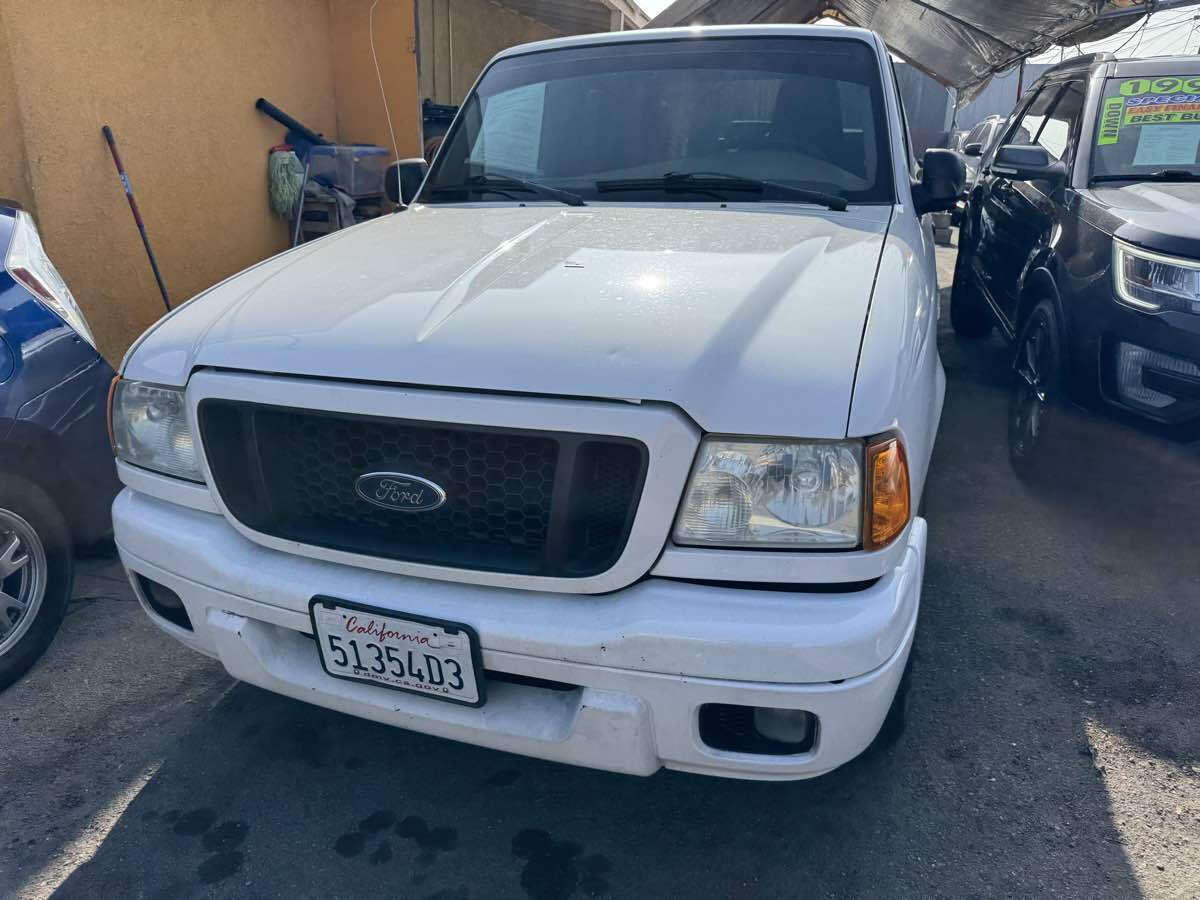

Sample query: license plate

[309,597,485,707]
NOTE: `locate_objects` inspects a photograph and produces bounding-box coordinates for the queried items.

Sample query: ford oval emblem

[354,472,446,512]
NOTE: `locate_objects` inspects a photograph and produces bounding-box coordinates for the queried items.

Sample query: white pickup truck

[110,25,963,780]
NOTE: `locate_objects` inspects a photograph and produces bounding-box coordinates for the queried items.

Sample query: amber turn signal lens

[865,436,910,550]
[106,375,120,454]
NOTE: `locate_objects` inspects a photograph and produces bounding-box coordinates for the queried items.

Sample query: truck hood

[125,204,891,436]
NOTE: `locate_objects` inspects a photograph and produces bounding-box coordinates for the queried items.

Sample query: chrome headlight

[110,380,204,482]
[1113,240,1200,314]
[673,439,863,548]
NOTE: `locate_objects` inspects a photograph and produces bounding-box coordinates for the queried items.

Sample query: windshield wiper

[1092,169,1200,184]
[595,171,848,211]
[428,173,586,206]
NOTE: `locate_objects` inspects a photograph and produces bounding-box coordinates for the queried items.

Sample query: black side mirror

[991,144,1067,184]
[914,148,965,216]
[963,141,983,157]
[385,158,429,206]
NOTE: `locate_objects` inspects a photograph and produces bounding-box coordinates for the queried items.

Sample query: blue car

[0,203,120,688]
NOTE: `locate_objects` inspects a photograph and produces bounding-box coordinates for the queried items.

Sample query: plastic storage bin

[307,145,390,197]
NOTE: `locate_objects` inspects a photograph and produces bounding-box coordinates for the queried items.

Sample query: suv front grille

[198,400,647,578]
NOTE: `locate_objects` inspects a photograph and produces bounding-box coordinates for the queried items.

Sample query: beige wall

[329,0,422,157]
[0,12,32,213]
[0,0,345,362]
[417,0,561,107]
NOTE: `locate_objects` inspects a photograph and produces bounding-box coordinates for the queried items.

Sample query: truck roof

[1040,52,1200,81]
[491,23,881,64]
[1110,56,1200,77]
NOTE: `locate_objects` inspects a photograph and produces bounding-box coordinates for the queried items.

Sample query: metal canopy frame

[648,0,1197,100]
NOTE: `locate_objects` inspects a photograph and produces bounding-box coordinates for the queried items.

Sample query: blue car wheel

[0,473,73,689]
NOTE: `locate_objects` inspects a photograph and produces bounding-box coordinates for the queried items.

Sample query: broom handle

[291,158,310,248]
[102,125,171,312]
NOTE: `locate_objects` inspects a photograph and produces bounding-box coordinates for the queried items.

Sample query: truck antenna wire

[370,0,402,166]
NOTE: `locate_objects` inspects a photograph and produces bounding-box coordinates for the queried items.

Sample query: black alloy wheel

[1008,299,1064,477]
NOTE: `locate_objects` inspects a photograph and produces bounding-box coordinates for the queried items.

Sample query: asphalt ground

[1,243,1197,899]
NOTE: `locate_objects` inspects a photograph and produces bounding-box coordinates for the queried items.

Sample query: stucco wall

[329,0,422,157]
[417,0,561,107]
[0,12,32,213]
[0,0,341,362]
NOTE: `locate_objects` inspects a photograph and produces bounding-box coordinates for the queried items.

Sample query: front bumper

[1097,324,1200,428]
[114,489,925,780]
[1070,281,1200,430]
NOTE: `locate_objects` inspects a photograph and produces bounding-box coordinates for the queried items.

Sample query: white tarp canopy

[648,0,1190,100]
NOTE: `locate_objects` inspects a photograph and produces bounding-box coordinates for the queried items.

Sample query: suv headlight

[1113,240,1200,314]
[109,380,204,482]
[673,436,910,550]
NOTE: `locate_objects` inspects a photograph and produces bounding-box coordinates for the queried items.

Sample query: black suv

[950,54,1200,470]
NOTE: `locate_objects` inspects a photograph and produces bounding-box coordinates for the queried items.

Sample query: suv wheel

[949,238,993,338]
[0,474,73,690]
[1008,299,1064,478]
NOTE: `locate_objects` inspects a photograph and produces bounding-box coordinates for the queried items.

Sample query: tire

[864,647,914,757]
[949,235,993,338]
[0,474,73,690]
[1008,299,1065,479]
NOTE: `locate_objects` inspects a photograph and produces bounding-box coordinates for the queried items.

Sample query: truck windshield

[419,36,895,207]
[1091,75,1200,182]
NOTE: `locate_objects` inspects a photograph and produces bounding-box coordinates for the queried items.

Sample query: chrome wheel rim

[0,508,47,658]
[1011,316,1050,459]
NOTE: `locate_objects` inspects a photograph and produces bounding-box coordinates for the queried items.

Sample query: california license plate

[309,597,485,707]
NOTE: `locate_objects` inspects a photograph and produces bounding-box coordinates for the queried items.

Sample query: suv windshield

[419,37,895,206]
[1092,75,1200,181]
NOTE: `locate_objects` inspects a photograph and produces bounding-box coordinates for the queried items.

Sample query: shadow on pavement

[46,659,1141,900]
[936,309,1198,773]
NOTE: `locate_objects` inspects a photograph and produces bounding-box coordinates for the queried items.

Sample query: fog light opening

[698,703,818,756]
[753,706,813,744]
[1114,341,1200,410]
[135,574,193,632]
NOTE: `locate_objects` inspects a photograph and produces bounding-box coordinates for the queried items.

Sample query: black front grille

[198,400,647,577]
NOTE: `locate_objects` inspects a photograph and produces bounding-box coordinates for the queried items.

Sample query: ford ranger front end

[110,25,956,780]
